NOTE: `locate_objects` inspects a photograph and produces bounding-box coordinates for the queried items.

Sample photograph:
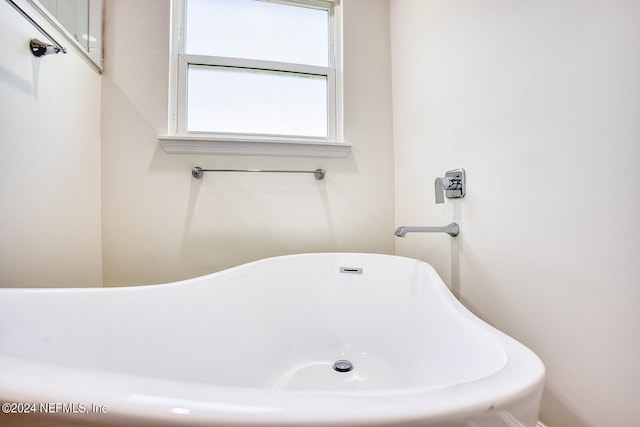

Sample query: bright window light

[187,65,328,137]
[186,0,329,67]
[168,0,341,147]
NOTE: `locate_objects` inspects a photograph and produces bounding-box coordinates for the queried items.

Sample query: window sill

[158,135,351,158]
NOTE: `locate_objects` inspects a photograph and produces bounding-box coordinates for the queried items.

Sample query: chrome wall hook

[30,38,64,57]
[5,0,67,56]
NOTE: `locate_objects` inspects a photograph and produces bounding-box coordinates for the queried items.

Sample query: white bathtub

[0,253,544,426]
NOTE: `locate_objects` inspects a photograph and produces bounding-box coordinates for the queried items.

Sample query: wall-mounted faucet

[394,169,465,238]
[394,222,459,237]
[435,169,465,204]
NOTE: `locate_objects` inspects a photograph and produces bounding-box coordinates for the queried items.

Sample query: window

[160,0,349,157]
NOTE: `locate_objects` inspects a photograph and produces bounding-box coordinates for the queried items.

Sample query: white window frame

[159,0,350,157]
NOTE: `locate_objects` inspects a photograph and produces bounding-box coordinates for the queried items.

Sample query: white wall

[390,1,640,426]
[100,0,395,286]
[0,1,103,287]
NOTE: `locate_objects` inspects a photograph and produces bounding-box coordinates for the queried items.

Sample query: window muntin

[174,0,339,141]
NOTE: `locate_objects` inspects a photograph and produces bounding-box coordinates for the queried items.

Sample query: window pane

[186,0,329,67]
[187,65,328,137]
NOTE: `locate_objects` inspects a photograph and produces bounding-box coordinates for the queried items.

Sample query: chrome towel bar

[192,167,326,180]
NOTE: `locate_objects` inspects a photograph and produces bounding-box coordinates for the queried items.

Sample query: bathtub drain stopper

[333,360,353,372]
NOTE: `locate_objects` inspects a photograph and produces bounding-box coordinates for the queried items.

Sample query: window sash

[185,0,330,67]
[177,54,336,139]
[167,0,342,147]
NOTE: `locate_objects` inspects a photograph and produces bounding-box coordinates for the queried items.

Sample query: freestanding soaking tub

[0,253,544,427]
